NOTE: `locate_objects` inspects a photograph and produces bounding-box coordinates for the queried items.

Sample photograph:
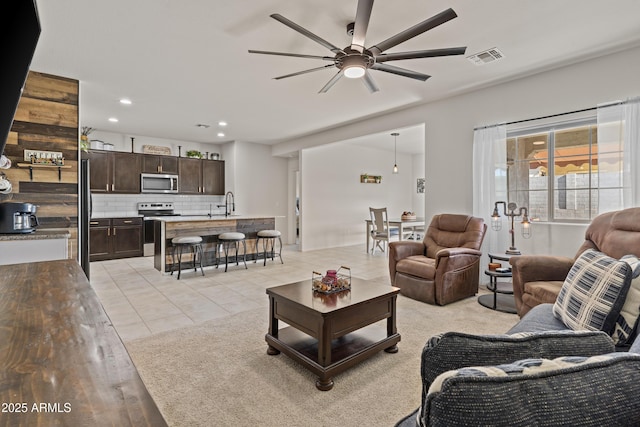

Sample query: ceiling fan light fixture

[249,5,465,93]
[344,65,366,79]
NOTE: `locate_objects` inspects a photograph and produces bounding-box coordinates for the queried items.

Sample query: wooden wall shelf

[360,174,382,184]
[17,163,72,181]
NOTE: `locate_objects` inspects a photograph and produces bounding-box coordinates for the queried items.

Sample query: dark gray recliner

[395,305,640,427]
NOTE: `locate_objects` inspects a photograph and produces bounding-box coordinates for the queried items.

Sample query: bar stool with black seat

[217,232,247,272]
[170,236,205,280]
[255,229,283,266]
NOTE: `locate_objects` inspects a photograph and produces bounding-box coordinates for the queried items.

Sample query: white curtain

[623,97,640,207]
[597,97,640,211]
[473,125,507,267]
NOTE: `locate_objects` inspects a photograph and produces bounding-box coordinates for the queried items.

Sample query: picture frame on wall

[417,178,425,193]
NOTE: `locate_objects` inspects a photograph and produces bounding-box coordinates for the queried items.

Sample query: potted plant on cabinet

[80,126,94,152]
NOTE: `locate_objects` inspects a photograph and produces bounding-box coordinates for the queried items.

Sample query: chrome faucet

[224,191,235,217]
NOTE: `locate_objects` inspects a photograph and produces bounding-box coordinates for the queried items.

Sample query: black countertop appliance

[0,202,38,233]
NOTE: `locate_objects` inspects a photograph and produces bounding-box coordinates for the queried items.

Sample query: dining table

[365,217,426,253]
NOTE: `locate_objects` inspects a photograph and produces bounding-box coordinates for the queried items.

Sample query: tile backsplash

[91,194,226,218]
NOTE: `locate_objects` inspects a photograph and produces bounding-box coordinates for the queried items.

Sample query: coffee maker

[0,202,38,233]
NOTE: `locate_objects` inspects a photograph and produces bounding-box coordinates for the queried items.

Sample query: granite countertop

[0,229,71,241]
[153,214,277,222]
[91,213,143,219]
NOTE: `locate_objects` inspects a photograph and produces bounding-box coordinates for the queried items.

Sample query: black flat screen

[0,0,41,156]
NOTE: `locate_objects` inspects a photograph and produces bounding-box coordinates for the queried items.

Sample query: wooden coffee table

[265,278,400,390]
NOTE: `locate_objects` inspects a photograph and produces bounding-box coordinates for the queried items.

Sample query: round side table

[477,252,518,314]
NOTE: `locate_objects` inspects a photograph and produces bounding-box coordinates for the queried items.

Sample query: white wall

[231,141,289,242]
[300,142,414,251]
[276,44,640,258]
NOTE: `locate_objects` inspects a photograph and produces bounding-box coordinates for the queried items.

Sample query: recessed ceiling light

[217,132,225,137]
[119,98,132,105]
[196,123,210,129]
[218,121,227,127]
[108,117,119,123]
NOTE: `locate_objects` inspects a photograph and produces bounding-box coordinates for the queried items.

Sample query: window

[506,118,623,223]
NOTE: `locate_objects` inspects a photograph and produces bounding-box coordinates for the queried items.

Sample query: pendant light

[391,132,399,174]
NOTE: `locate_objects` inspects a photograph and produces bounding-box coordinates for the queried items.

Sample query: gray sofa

[396,304,640,427]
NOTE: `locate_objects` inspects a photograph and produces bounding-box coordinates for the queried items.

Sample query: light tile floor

[90,244,394,343]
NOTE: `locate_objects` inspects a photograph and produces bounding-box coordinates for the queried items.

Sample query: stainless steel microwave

[140,173,179,193]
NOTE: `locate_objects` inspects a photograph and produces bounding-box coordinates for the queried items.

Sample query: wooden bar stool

[255,229,283,266]
[170,236,204,280]
[217,232,247,272]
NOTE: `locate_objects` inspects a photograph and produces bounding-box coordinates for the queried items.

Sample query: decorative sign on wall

[23,149,65,165]
[417,178,425,193]
[142,145,172,155]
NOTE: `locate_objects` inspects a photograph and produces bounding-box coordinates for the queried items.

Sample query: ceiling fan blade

[248,50,335,61]
[369,8,458,55]
[362,71,380,93]
[318,71,344,93]
[350,0,374,53]
[270,13,344,54]
[274,64,335,80]
[375,47,467,63]
[371,63,431,81]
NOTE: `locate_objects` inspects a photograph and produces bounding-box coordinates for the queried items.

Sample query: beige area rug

[126,287,518,427]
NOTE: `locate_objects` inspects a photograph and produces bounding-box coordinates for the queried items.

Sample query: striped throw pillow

[552,249,632,335]
[613,254,640,346]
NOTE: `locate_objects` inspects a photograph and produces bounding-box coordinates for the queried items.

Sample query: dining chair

[406,225,425,240]
[369,207,398,254]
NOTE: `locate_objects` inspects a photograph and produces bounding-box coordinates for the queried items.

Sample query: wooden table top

[266,278,399,313]
[0,260,166,427]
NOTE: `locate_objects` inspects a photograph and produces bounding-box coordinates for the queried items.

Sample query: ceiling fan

[248,0,466,93]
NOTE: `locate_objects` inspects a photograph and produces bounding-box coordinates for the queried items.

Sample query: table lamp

[491,201,531,255]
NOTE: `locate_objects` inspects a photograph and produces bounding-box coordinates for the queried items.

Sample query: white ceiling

[30,0,640,155]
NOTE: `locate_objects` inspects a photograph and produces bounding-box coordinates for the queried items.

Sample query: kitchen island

[153,215,276,273]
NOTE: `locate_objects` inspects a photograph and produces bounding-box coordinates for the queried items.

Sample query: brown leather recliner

[389,214,487,306]
[510,207,640,318]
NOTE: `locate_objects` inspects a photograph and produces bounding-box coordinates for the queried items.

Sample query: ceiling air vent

[467,47,505,65]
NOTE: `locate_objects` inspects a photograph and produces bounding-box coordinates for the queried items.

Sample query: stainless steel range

[138,202,178,217]
[138,202,180,256]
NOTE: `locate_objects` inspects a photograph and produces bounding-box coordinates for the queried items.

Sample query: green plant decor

[80,126,94,153]
[186,150,203,159]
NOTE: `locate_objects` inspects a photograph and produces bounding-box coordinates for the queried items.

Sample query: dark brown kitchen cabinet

[89,217,143,261]
[178,157,201,194]
[202,160,225,195]
[178,158,225,195]
[85,150,141,193]
[89,218,111,260]
[142,154,178,174]
[85,151,110,193]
